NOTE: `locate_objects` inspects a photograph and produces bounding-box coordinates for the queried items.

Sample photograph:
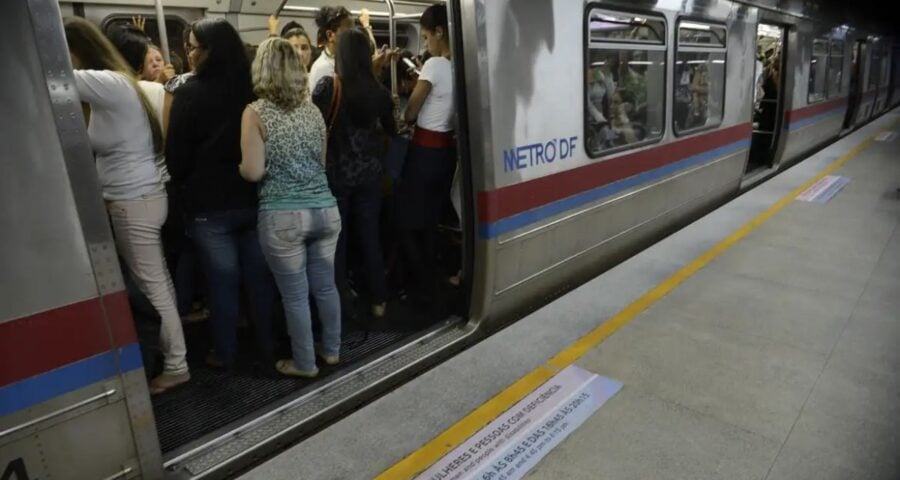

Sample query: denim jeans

[191,208,278,365]
[108,193,188,375]
[335,179,388,305]
[258,207,342,371]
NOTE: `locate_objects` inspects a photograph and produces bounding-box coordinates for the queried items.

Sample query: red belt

[412,127,455,149]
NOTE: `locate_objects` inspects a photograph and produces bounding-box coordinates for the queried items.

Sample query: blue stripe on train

[0,342,143,416]
[479,139,751,239]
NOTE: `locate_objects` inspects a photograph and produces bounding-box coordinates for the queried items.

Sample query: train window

[585,8,666,157]
[808,38,829,103]
[102,15,189,73]
[678,22,726,48]
[868,46,883,90]
[588,10,665,44]
[826,40,844,98]
[673,20,726,134]
[879,47,890,86]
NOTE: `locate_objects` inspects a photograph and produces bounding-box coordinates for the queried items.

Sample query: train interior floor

[244,109,900,480]
[128,221,465,454]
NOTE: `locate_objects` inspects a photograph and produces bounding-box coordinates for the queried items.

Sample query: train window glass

[880,47,890,86]
[585,8,666,157]
[588,10,665,45]
[678,22,726,47]
[826,40,844,98]
[673,21,726,134]
[808,38,828,103]
[868,46,882,90]
[101,15,189,73]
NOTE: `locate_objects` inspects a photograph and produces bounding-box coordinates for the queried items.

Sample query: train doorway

[842,40,866,131]
[746,23,786,174]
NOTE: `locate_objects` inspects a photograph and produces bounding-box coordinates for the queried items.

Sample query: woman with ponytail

[64,17,189,394]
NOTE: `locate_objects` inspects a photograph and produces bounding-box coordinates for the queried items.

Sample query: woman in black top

[166,19,278,368]
[313,28,396,320]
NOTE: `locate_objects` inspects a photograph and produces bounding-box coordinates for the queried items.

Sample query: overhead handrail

[386,0,398,97]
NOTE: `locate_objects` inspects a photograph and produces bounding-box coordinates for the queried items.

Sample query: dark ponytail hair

[106,26,149,74]
[315,6,351,48]
[191,18,252,104]
[420,4,448,34]
[335,28,388,125]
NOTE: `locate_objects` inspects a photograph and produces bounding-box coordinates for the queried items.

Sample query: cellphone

[402,57,418,72]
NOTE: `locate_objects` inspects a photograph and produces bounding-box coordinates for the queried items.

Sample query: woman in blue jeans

[166,19,279,368]
[240,37,342,377]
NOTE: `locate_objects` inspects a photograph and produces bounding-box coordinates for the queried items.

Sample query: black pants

[335,178,388,306]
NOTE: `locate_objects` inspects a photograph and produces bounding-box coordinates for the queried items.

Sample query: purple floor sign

[796,175,850,204]
[414,366,622,480]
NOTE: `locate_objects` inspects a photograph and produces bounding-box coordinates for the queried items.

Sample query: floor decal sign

[796,175,851,204]
[414,366,622,480]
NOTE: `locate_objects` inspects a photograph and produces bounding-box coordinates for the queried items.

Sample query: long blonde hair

[252,37,308,110]
[64,17,164,155]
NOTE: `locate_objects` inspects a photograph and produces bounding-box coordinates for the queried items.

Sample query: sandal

[149,371,190,395]
[275,359,319,378]
[314,344,340,366]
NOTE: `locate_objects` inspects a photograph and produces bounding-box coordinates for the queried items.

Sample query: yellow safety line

[376,121,896,480]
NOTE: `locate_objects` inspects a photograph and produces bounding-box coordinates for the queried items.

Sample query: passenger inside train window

[585,9,665,156]
[673,53,725,132]
[808,38,829,102]
[585,49,664,154]
[397,4,457,307]
[166,18,279,371]
[309,6,353,92]
[64,17,190,394]
[241,37,341,378]
[312,28,396,321]
[826,40,844,98]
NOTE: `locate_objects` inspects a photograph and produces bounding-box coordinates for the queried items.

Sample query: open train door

[746,23,787,174]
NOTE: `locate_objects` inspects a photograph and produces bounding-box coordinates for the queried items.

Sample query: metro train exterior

[2,0,898,478]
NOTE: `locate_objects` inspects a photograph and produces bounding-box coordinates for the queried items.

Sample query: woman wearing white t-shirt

[64,18,190,394]
[396,5,456,307]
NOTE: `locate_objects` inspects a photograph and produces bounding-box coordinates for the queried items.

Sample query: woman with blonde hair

[240,38,341,378]
[64,17,189,394]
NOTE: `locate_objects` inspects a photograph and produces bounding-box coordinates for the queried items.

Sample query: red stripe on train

[0,291,137,387]
[477,123,751,224]
[784,97,847,123]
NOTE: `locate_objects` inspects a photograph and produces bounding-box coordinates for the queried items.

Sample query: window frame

[807,36,830,104]
[826,39,845,98]
[583,5,668,159]
[100,13,190,68]
[672,18,727,137]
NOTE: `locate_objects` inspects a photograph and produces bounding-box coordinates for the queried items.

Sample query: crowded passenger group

[64,4,456,394]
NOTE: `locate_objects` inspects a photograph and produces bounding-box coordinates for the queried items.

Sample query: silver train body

[2,0,897,478]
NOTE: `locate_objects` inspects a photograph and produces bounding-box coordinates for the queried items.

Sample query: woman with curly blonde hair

[240,37,341,378]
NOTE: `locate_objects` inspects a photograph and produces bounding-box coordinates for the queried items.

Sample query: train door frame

[447,0,475,320]
[843,39,867,130]
[746,21,788,174]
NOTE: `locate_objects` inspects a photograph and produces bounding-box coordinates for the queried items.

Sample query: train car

[1,0,896,478]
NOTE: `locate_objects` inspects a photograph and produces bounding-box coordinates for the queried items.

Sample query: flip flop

[275,359,319,378]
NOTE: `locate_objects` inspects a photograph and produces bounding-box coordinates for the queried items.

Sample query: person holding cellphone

[395,5,456,307]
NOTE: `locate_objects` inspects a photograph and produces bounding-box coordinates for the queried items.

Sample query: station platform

[243,110,900,480]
